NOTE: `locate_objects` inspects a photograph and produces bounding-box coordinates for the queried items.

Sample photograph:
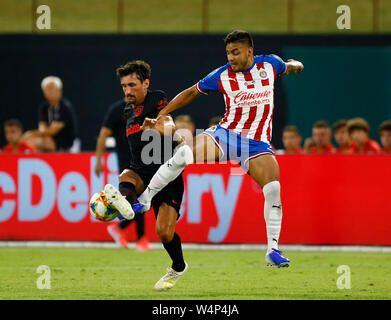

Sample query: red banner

[0,153,390,245]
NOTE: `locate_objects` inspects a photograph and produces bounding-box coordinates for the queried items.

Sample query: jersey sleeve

[196,65,227,95]
[147,90,168,118]
[260,54,287,75]
[155,91,168,112]
[102,105,119,130]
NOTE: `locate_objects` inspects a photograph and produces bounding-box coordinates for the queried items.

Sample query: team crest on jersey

[259,70,268,79]
[135,105,144,117]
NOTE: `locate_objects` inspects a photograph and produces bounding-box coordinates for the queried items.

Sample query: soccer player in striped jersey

[133,30,304,268]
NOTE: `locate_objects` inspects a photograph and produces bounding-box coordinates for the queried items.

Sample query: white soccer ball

[89,191,119,222]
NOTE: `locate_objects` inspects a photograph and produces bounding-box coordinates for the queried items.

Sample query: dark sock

[118,181,137,204]
[163,232,185,272]
[118,219,132,229]
[135,213,145,239]
[118,182,137,230]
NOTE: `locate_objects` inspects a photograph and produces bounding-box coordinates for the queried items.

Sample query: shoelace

[163,268,178,279]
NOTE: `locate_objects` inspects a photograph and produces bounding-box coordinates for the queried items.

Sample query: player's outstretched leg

[135,144,194,213]
[104,184,135,220]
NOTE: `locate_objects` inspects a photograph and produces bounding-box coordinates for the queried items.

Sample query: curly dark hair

[116,60,151,82]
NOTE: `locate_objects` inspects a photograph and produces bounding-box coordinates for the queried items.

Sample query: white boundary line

[0,241,391,252]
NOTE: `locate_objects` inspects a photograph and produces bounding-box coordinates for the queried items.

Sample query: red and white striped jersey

[196,54,286,142]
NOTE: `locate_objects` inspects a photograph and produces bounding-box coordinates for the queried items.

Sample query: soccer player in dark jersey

[104,60,188,290]
[94,98,151,251]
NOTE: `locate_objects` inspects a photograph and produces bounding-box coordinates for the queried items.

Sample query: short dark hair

[224,30,254,48]
[4,118,23,130]
[347,117,370,134]
[332,119,348,132]
[116,60,151,82]
[313,120,330,129]
[379,120,391,134]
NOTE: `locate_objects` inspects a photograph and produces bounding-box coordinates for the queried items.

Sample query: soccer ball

[89,191,119,222]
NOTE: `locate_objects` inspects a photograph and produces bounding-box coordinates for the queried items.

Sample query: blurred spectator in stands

[332,119,354,153]
[378,120,391,154]
[94,98,130,177]
[23,76,78,152]
[1,119,36,154]
[304,120,336,154]
[281,125,302,154]
[347,117,381,154]
[208,115,223,127]
[174,114,195,146]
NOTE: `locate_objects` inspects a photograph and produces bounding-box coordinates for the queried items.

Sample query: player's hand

[158,109,168,118]
[95,159,104,177]
[287,59,304,73]
[303,137,315,152]
[156,115,176,136]
[141,115,176,136]
[141,117,157,131]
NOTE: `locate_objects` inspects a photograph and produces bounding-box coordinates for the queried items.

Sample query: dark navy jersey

[101,99,130,172]
[124,90,172,171]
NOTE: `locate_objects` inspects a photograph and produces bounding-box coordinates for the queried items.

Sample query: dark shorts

[127,164,184,219]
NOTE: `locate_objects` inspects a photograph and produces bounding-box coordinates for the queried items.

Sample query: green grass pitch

[0,247,390,300]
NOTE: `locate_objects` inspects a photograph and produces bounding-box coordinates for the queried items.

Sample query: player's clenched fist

[285,59,304,74]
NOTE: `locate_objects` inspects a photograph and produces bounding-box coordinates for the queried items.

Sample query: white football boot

[154,262,188,291]
[104,184,135,220]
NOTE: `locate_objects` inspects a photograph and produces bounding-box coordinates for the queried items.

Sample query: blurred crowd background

[1,0,391,155]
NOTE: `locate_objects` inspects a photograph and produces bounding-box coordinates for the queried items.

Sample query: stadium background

[1,0,391,150]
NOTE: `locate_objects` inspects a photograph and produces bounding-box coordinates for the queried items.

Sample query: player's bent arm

[38,121,48,132]
[158,85,202,117]
[95,127,112,176]
[284,59,304,75]
[39,121,65,136]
